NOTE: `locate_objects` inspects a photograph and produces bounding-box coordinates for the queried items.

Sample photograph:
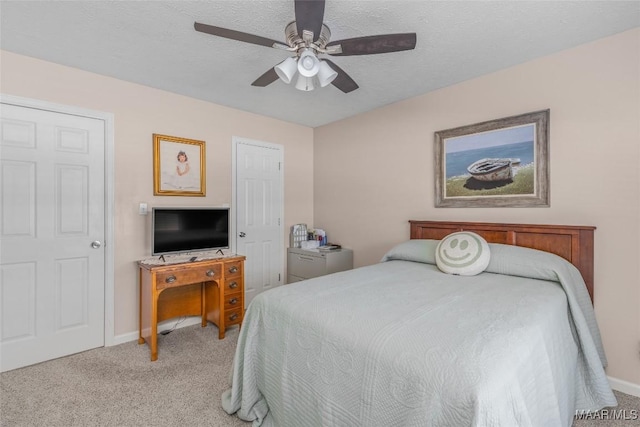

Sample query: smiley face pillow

[435,231,490,276]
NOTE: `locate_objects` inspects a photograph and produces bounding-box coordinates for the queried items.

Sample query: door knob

[91,240,102,249]
[239,232,246,238]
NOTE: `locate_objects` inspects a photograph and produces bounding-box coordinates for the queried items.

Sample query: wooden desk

[137,255,245,361]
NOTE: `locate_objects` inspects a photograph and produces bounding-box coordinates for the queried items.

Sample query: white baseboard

[609,376,640,398]
[111,316,203,346]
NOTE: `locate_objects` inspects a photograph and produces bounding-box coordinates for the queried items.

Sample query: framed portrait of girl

[153,134,206,196]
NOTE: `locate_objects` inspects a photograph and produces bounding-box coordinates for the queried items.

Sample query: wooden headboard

[409,220,596,301]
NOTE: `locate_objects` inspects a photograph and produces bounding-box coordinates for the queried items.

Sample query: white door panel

[0,103,105,372]
[234,139,283,306]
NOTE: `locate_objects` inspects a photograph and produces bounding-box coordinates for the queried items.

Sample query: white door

[234,138,283,306]
[0,103,106,372]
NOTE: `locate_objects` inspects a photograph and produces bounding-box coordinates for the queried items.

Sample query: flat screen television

[151,207,230,256]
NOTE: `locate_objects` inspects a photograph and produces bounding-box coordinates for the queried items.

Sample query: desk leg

[218,281,226,339]
[149,294,158,361]
[201,282,207,327]
[139,269,159,361]
[204,281,226,339]
[138,268,145,345]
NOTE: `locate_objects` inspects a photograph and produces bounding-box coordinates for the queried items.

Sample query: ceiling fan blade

[194,22,288,49]
[327,33,417,56]
[323,59,359,93]
[251,68,280,87]
[294,0,325,42]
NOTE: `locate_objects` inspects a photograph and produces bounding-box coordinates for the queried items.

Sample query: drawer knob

[228,266,238,273]
[229,281,238,289]
[165,275,176,284]
[206,269,215,277]
[229,313,238,321]
[229,297,238,305]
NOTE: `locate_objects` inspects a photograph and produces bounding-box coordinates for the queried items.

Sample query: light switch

[139,203,148,215]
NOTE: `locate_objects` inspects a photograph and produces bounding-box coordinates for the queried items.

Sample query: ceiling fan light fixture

[317,60,338,87]
[195,1,417,94]
[295,74,316,91]
[297,48,320,77]
[274,57,298,84]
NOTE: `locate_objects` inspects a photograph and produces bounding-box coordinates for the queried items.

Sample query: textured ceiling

[1,1,639,127]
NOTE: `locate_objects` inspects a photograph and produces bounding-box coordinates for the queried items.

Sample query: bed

[222,220,617,427]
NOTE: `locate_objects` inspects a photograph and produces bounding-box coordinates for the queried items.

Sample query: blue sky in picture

[445,124,534,153]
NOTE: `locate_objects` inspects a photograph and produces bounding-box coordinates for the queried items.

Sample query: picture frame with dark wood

[434,109,550,208]
[153,134,206,196]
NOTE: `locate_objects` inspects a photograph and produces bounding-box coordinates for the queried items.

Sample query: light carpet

[1,324,638,426]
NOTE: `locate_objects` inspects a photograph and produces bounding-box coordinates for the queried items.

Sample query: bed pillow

[435,231,490,276]
[380,239,439,265]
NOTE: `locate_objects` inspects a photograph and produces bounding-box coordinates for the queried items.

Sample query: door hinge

[278,162,281,171]
[278,218,281,226]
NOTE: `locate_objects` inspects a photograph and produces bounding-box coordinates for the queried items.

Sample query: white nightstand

[287,247,353,283]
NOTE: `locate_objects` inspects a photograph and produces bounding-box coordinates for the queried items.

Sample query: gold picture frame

[153,134,206,196]
[434,110,550,208]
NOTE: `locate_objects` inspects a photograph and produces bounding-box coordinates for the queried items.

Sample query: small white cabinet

[287,248,354,283]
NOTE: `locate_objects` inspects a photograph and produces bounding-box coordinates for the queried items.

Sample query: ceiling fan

[194,0,417,93]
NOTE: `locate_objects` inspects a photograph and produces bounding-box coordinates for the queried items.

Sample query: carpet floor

[1,324,638,426]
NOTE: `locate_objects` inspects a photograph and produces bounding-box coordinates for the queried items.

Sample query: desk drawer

[225,307,243,325]
[223,293,243,310]
[224,260,243,279]
[224,278,242,293]
[156,264,221,290]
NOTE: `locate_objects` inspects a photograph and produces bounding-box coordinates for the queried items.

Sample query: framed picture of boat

[434,110,550,207]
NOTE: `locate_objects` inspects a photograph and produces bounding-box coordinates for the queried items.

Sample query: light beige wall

[0,50,314,337]
[314,29,640,385]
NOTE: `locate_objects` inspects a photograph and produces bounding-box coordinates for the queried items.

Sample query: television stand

[137,255,245,361]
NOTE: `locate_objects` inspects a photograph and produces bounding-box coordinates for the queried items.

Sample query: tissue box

[300,240,320,249]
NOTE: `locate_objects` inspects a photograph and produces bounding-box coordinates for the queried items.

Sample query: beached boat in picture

[467,158,521,182]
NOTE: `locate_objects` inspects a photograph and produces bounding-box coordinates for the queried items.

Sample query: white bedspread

[222,241,616,426]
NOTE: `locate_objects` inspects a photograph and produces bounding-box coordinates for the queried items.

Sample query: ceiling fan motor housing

[284,21,331,52]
